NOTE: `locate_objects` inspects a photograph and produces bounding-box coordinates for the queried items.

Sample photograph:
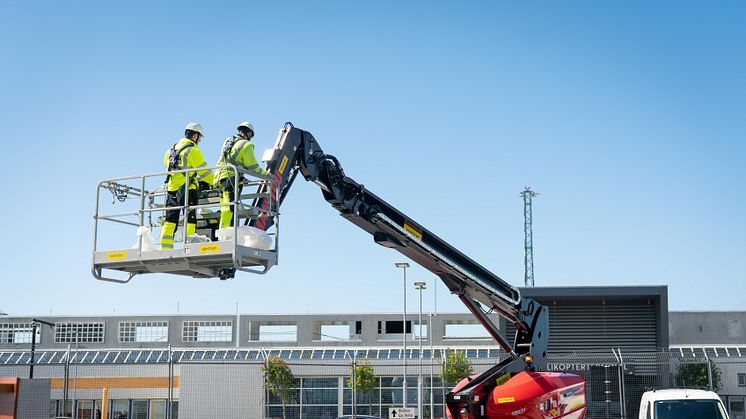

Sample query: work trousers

[160,187,198,249]
[218,177,243,229]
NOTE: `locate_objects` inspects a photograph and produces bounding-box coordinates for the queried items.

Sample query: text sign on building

[389,407,416,418]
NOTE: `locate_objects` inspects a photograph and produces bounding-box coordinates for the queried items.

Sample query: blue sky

[1,1,744,316]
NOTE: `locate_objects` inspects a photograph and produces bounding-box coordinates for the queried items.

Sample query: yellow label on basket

[497,397,515,404]
[107,251,127,261]
[278,155,289,174]
[199,244,221,254]
[403,223,423,241]
[495,373,511,387]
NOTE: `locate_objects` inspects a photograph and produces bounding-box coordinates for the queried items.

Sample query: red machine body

[447,372,586,419]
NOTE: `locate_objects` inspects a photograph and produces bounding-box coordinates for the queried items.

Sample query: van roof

[642,389,721,401]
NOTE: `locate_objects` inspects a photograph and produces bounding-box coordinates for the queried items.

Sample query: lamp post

[395,262,409,408]
[427,313,436,419]
[414,281,426,419]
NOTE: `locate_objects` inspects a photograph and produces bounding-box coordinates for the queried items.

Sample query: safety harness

[165,142,195,185]
[220,135,248,167]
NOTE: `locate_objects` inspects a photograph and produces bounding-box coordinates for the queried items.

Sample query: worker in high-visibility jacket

[214,121,269,229]
[160,122,215,250]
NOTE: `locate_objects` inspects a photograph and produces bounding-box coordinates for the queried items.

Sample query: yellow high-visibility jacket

[213,135,269,185]
[163,138,214,192]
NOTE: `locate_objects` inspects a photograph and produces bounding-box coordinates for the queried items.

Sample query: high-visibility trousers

[160,187,198,250]
[218,177,244,229]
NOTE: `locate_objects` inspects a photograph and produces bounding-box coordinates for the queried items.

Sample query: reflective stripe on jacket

[163,138,214,192]
[213,135,269,184]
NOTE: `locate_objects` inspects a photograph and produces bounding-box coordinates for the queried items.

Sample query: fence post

[167,344,173,419]
[615,348,627,419]
[352,351,357,418]
[705,353,713,391]
[442,349,447,417]
[63,344,70,415]
[261,348,268,419]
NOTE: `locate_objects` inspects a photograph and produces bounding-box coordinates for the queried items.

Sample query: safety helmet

[184,122,204,137]
[236,121,254,134]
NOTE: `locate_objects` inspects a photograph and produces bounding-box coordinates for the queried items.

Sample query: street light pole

[428,313,435,419]
[395,262,410,408]
[414,281,426,419]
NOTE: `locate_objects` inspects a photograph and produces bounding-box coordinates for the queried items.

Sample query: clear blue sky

[1,1,744,316]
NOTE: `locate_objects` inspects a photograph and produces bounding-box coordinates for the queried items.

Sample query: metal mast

[520,187,538,287]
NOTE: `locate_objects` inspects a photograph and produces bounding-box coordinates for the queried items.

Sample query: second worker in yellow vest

[160,122,215,250]
[214,121,269,229]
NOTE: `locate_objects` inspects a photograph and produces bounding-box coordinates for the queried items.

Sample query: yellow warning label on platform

[497,397,515,404]
[107,251,126,261]
[278,155,289,174]
[495,373,511,387]
[404,223,423,240]
[200,244,221,254]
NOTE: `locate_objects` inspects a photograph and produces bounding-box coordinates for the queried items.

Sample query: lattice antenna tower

[520,187,538,287]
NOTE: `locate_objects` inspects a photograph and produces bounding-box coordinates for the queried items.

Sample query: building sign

[547,363,616,372]
[389,407,416,418]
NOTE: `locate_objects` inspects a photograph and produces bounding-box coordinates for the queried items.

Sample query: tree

[440,349,474,387]
[348,358,378,415]
[262,356,296,419]
[675,362,722,392]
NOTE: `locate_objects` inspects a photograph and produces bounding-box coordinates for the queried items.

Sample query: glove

[198,181,212,192]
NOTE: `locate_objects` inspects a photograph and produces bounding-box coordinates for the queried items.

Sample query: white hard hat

[237,121,254,133]
[185,122,204,136]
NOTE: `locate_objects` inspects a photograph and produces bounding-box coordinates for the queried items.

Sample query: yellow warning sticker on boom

[107,251,127,261]
[199,244,221,254]
[278,155,289,175]
[495,373,511,387]
[403,223,423,241]
[497,397,515,404]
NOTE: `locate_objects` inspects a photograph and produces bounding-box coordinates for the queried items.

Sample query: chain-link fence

[1,348,744,419]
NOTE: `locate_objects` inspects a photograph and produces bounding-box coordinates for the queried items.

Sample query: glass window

[119,321,169,343]
[654,399,728,419]
[111,400,129,419]
[739,373,746,387]
[131,399,148,419]
[170,401,179,419]
[182,321,232,342]
[77,400,94,419]
[149,400,166,419]
[54,322,105,343]
[0,323,41,344]
[729,397,745,419]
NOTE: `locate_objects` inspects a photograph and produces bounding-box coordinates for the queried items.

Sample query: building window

[738,373,746,387]
[444,323,490,340]
[343,376,444,417]
[54,322,105,343]
[119,321,169,343]
[378,321,411,334]
[318,324,350,342]
[259,324,298,342]
[182,321,232,342]
[413,321,428,340]
[267,377,336,418]
[0,323,41,344]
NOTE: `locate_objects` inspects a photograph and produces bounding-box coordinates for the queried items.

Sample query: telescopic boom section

[251,124,548,370]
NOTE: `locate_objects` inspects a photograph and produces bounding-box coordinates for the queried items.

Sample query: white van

[639,389,730,419]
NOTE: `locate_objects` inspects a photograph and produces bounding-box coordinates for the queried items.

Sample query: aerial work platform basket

[92,165,279,283]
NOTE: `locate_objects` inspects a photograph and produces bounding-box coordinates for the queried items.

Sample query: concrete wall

[670,312,746,345]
